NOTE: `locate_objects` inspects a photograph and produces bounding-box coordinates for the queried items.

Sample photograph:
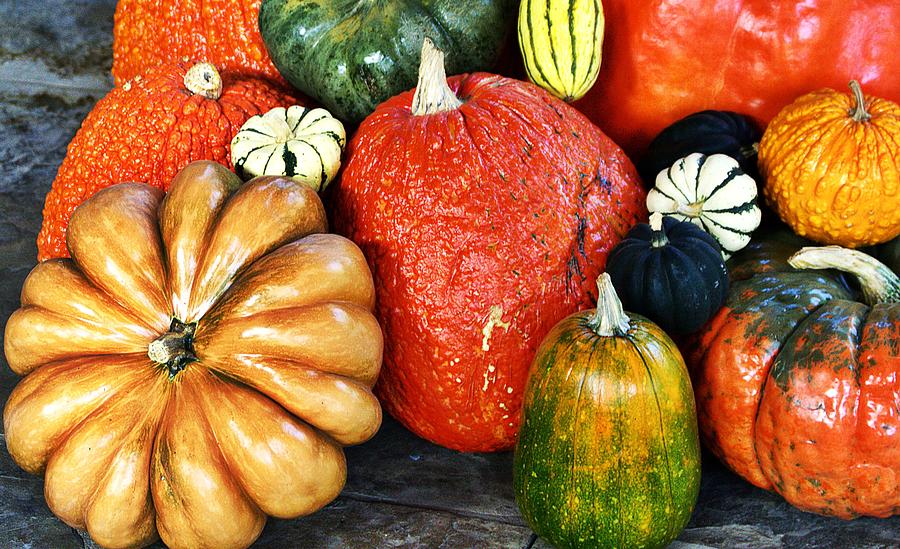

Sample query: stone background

[0,1,898,547]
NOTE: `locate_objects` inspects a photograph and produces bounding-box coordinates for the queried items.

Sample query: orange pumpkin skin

[759,83,900,247]
[5,161,382,549]
[333,73,646,452]
[573,0,900,157]
[112,0,281,85]
[36,60,299,262]
[685,235,900,519]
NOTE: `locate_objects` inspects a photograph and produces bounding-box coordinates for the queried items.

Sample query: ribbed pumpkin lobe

[148,318,198,379]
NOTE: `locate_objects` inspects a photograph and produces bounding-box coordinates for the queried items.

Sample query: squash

[605,212,728,334]
[37,60,300,262]
[571,1,900,157]
[684,235,900,518]
[258,0,514,124]
[514,274,701,548]
[230,106,346,191]
[647,153,761,256]
[759,81,900,248]
[637,110,761,185]
[332,39,646,452]
[112,0,283,85]
[4,161,383,548]
[517,0,605,102]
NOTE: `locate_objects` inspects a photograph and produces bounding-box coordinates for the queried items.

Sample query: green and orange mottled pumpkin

[686,234,900,518]
[514,274,700,548]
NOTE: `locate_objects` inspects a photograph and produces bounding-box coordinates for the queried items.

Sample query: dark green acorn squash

[638,110,761,185]
[259,0,514,124]
[514,274,701,549]
[605,213,729,334]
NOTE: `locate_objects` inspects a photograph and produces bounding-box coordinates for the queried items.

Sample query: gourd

[637,110,761,185]
[5,161,383,548]
[258,0,514,124]
[517,0,605,102]
[514,274,701,548]
[230,106,346,191]
[646,153,761,255]
[685,236,900,518]
[112,0,282,85]
[759,81,900,247]
[605,213,728,334]
[572,0,900,156]
[332,39,646,452]
[37,60,299,261]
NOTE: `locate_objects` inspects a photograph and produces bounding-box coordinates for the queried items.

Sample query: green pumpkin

[259,0,513,124]
[514,274,701,549]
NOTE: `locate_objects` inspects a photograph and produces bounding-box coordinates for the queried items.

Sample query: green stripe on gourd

[647,152,761,256]
[518,0,604,102]
[230,106,346,192]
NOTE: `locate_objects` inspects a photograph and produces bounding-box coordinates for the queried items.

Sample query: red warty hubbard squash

[112,0,282,85]
[333,40,646,452]
[37,60,299,262]
[685,233,900,518]
[574,0,900,156]
[5,161,383,548]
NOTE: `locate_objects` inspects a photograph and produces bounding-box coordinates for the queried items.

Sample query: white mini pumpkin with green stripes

[647,153,761,255]
[230,105,346,192]
[518,0,604,102]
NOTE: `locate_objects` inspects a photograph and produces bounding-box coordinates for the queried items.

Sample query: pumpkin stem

[148,318,198,379]
[675,202,704,218]
[411,37,462,116]
[848,80,871,123]
[649,212,669,248]
[184,62,223,100]
[587,273,631,337]
[788,246,900,305]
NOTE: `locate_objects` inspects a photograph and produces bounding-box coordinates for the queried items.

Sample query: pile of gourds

[3,0,899,548]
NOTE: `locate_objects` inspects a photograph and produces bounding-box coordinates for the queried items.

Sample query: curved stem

[788,246,900,304]
[649,212,669,248]
[411,37,462,116]
[587,273,631,337]
[184,62,223,100]
[848,80,871,123]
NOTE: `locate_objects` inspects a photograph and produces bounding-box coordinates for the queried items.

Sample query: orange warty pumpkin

[333,40,646,452]
[37,60,299,262]
[759,81,900,247]
[112,0,282,85]
[5,161,383,549]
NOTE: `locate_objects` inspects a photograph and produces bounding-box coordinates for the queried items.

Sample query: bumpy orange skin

[333,73,646,452]
[112,0,282,85]
[37,60,299,262]
[759,86,900,247]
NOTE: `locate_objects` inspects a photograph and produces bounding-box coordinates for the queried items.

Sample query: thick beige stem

[649,212,669,248]
[788,246,900,304]
[587,273,631,337]
[411,38,462,116]
[184,62,223,100]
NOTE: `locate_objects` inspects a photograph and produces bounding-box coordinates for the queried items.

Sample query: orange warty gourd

[333,40,646,452]
[37,60,299,262]
[5,161,383,549]
[759,81,900,247]
[112,0,282,85]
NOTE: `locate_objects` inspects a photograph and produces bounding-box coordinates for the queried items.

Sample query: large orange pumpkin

[573,0,900,156]
[332,40,646,452]
[112,0,282,85]
[5,161,382,548]
[37,60,299,262]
